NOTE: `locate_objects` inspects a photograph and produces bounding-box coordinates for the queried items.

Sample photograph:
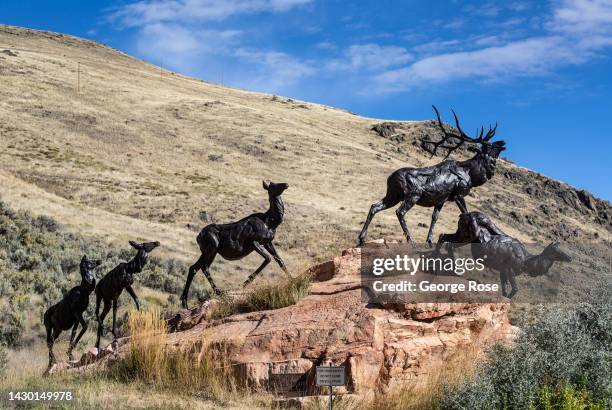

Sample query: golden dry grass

[111,308,275,407]
[125,308,169,383]
[210,273,311,318]
[0,345,218,409]
[365,345,482,410]
[0,312,275,409]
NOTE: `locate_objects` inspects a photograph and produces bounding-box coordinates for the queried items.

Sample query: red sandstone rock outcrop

[53,245,517,396]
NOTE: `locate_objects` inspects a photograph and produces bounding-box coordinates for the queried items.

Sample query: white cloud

[472,35,502,47]
[464,3,500,17]
[549,0,612,33]
[134,23,241,71]
[108,0,315,94]
[412,39,462,54]
[372,0,612,93]
[110,0,312,27]
[144,23,240,53]
[442,19,466,29]
[328,44,413,71]
[232,48,316,92]
[108,0,612,97]
[375,37,581,91]
[234,48,315,76]
[316,41,336,51]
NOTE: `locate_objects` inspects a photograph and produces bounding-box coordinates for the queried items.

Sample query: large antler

[424,106,497,158]
[423,106,466,159]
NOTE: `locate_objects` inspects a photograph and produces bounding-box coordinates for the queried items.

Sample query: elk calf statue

[95,241,159,348]
[181,181,290,309]
[358,106,506,247]
[43,255,101,368]
[438,212,572,298]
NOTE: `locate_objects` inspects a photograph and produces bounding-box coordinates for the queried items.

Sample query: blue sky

[2,0,612,200]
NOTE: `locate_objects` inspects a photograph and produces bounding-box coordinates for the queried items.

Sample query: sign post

[316,366,346,410]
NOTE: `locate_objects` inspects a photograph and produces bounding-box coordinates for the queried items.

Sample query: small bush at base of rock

[440,289,611,410]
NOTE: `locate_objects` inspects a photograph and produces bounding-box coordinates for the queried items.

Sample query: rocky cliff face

[52,244,516,398]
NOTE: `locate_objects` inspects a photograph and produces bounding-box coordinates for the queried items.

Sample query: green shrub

[0,307,24,347]
[441,286,612,409]
[537,384,606,409]
[0,344,7,377]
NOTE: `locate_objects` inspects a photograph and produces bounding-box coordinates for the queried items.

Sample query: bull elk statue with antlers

[358,106,506,247]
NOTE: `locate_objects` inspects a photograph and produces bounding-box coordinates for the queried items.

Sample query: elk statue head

[424,105,506,184]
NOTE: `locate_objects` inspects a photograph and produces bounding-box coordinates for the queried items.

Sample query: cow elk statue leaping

[358,106,506,247]
[180,181,290,309]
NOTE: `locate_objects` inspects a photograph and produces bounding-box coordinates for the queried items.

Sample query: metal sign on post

[316,366,346,410]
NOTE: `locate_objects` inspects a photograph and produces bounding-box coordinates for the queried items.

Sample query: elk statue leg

[182,248,218,308]
[436,232,460,258]
[507,270,518,299]
[71,313,88,355]
[111,299,118,342]
[499,270,508,297]
[358,197,397,246]
[202,266,221,296]
[45,323,57,368]
[181,255,205,308]
[426,203,444,247]
[125,285,140,311]
[264,242,290,276]
[396,198,417,243]
[243,242,271,286]
[455,196,468,213]
[67,321,79,360]
[96,300,111,349]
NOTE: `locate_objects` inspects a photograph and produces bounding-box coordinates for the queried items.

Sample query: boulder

[164,244,516,395]
[167,298,220,332]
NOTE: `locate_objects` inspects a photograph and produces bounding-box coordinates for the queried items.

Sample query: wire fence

[0,42,342,198]
[0,43,230,95]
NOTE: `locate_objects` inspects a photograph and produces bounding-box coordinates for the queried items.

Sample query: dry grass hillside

[0,25,610,291]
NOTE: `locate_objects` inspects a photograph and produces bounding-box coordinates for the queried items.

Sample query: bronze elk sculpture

[436,211,506,253]
[180,181,290,309]
[95,241,160,348]
[437,212,572,298]
[358,106,506,247]
[44,255,101,368]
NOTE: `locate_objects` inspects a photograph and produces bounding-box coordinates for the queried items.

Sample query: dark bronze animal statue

[95,241,159,348]
[181,181,289,309]
[43,255,101,367]
[358,106,506,247]
[437,212,572,298]
[436,211,505,254]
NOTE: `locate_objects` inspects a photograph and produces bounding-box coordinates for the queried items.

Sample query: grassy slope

[1,26,609,291]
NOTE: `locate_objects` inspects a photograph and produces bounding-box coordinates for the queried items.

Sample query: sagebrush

[0,200,208,347]
[441,288,612,409]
